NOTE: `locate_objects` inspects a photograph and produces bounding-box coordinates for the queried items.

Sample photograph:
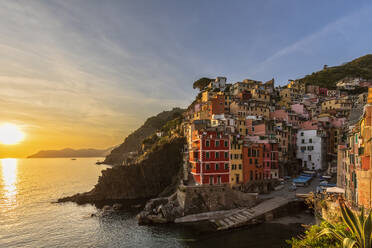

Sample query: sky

[0,0,372,157]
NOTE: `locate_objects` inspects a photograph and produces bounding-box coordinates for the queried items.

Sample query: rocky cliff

[103,108,184,165]
[59,136,186,205]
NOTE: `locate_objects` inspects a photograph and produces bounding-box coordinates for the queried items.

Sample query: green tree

[193,77,213,91]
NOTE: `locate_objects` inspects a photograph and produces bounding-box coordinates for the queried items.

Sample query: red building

[242,141,279,182]
[319,88,328,96]
[190,130,230,185]
[262,142,279,179]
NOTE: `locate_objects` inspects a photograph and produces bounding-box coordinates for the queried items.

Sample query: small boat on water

[71,158,77,160]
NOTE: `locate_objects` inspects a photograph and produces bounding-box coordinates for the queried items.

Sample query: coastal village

[181,74,372,210]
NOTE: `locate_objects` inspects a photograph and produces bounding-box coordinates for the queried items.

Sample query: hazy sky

[1,0,372,157]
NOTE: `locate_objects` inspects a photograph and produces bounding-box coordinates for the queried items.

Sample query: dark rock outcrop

[137,185,258,225]
[103,108,184,165]
[59,137,186,205]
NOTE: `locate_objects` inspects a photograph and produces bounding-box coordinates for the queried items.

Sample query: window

[255,159,258,165]
[215,152,219,158]
[216,164,219,170]
[250,171,253,180]
[302,139,305,144]
[248,149,251,157]
[209,176,213,185]
[249,158,252,164]
[252,149,256,157]
[308,155,312,161]
[224,140,228,147]
[206,164,210,170]
[215,140,220,147]
[206,152,210,159]
[225,152,228,158]
[224,163,228,170]
[309,138,312,143]
[239,164,242,169]
[206,140,210,147]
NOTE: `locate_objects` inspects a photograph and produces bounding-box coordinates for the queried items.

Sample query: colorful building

[190,129,230,185]
[230,136,243,186]
[242,143,264,183]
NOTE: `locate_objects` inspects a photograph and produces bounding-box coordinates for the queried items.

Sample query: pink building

[291,103,309,119]
[300,120,318,130]
[270,109,300,126]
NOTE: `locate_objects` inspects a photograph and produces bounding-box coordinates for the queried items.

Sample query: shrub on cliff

[287,221,346,248]
[317,204,372,248]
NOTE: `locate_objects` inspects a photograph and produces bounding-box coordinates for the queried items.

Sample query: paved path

[175,177,319,231]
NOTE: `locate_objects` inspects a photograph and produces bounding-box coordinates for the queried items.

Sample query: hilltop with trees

[298,54,372,89]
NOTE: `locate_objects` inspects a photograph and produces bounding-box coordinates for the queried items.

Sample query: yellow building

[201,90,217,102]
[321,97,352,112]
[287,80,305,94]
[223,92,233,112]
[236,116,247,136]
[230,101,270,119]
[279,87,301,104]
[251,88,270,102]
[230,137,243,186]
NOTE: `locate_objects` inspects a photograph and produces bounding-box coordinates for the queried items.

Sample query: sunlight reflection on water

[1,158,18,208]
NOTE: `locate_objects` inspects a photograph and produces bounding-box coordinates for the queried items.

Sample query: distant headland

[27,147,113,158]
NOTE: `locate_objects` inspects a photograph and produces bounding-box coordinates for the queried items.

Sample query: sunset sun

[0,123,25,145]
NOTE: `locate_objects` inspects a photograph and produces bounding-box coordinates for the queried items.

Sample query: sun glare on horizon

[0,123,25,145]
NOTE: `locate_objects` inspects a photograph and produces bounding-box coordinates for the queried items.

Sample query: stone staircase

[175,196,294,231]
[211,208,255,230]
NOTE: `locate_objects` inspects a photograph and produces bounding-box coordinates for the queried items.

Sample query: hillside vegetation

[103,108,184,165]
[298,54,372,89]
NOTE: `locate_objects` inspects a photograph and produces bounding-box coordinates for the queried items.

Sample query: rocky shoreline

[136,184,258,226]
[58,137,186,206]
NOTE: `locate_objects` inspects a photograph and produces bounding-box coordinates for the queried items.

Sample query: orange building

[242,143,264,183]
[210,94,225,115]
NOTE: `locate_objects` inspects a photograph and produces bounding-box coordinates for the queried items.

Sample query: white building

[336,77,363,90]
[208,77,227,90]
[211,114,236,133]
[296,129,326,171]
